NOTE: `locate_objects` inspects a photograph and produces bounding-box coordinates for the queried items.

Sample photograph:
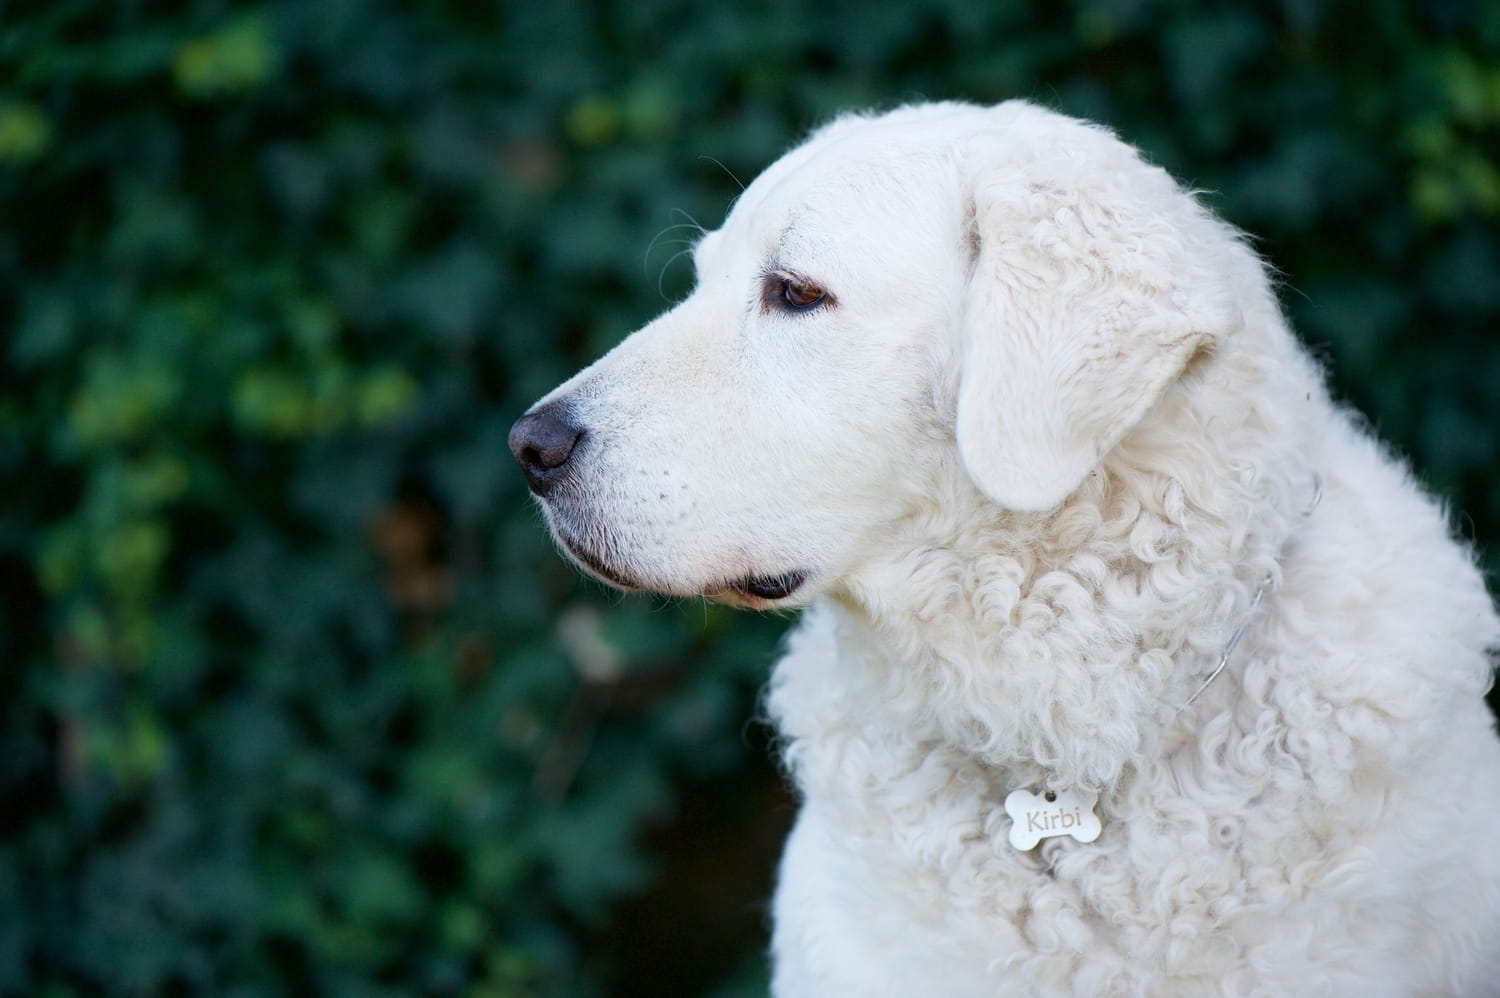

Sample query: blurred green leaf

[0,102,52,163]
[172,14,277,99]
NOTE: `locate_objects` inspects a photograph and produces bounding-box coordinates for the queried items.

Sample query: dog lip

[554,523,807,604]
[556,530,640,590]
[727,570,807,602]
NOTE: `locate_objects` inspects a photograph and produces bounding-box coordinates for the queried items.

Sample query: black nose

[509,400,585,497]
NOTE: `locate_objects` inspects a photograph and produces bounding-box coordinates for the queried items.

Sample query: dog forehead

[693,102,1068,269]
[756,135,943,214]
[710,128,961,267]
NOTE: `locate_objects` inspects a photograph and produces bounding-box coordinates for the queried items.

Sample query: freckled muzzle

[507,394,812,607]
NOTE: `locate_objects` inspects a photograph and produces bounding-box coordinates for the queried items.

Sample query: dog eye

[782,278,824,309]
[763,271,829,313]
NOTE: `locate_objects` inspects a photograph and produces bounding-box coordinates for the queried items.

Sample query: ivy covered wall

[3,2,1497,994]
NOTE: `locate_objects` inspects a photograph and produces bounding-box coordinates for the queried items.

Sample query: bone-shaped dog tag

[1004,787,1101,851]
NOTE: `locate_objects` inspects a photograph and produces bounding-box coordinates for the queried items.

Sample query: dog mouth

[556,529,807,605]
[721,570,807,603]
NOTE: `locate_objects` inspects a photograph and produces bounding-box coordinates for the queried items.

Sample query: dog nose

[509,401,585,497]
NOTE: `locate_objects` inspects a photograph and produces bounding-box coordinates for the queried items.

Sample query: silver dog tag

[1004,787,1102,851]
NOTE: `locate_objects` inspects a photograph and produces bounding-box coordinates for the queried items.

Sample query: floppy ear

[956,119,1229,512]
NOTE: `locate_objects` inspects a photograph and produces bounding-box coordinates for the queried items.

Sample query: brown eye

[763,270,828,313]
[782,278,824,310]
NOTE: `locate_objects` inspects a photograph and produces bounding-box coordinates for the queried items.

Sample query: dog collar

[1181,472,1322,709]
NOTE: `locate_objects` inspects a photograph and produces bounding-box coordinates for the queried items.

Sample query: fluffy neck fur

[777,306,1326,798]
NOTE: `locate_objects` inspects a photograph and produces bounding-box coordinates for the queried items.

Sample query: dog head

[510,101,1237,607]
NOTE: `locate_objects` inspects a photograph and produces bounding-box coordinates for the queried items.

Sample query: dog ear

[955,118,1227,512]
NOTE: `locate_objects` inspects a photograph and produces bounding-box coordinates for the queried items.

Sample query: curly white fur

[518,101,1500,996]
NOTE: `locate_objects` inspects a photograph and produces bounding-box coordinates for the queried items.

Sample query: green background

[3,1,1498,995]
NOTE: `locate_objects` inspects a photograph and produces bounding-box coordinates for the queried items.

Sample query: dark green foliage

[2,1,1497,994]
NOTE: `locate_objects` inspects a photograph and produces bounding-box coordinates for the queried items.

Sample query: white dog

[510,101,1500,996]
